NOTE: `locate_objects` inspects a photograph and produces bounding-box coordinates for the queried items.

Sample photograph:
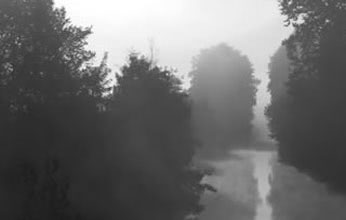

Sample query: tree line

[0,0,212,219]
[267,0,346,192]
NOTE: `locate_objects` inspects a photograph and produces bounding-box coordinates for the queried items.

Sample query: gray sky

[55,0,291,76]
[55,0,293,138]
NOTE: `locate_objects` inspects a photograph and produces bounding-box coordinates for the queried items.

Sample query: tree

[108,53,209,220]
[266,45,291,150]
[268,0,346,191]
[190,43,257,150]
[267,46,290,103]
[0,0,109,218]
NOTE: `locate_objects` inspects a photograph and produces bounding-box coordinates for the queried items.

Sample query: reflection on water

[252,151,274,220]
[199,150,256,220]
[199,149,274,220]
[200,148,346,220]
[270,157,346,220]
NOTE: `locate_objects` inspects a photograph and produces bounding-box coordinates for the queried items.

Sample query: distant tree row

[190,44,257,151]
[0,0,210,219]
[267,0,346,192]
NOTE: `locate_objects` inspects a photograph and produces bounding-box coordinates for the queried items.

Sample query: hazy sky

[55,0,292,138]
[55,0,291,76]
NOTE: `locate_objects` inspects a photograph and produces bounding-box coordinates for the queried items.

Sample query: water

[199,150,258,220]
[252,151,274,220]
[199,150,275,220]
[199,148,346,220]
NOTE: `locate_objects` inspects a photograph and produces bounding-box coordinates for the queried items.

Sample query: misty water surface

[198,148,346,220]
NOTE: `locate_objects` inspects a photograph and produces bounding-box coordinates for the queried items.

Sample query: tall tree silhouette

[267,46,290,103]
[0,0,109,218]
[268,0,346,191]
[266,45,292,151]
[107,53,209,220]
[190,43,257,150]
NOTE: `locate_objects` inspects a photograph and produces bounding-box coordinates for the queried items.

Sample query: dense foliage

[267,0,346,191]
[0,0,207,219]
[267,46,290,103]
[190,44,257,150]
[106,54,209,220]
[266,46,291,155]
[0,0,108,218]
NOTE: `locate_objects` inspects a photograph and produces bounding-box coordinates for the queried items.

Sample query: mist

[2,0,346,220]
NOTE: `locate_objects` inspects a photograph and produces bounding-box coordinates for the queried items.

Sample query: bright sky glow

[55,0,292,74]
